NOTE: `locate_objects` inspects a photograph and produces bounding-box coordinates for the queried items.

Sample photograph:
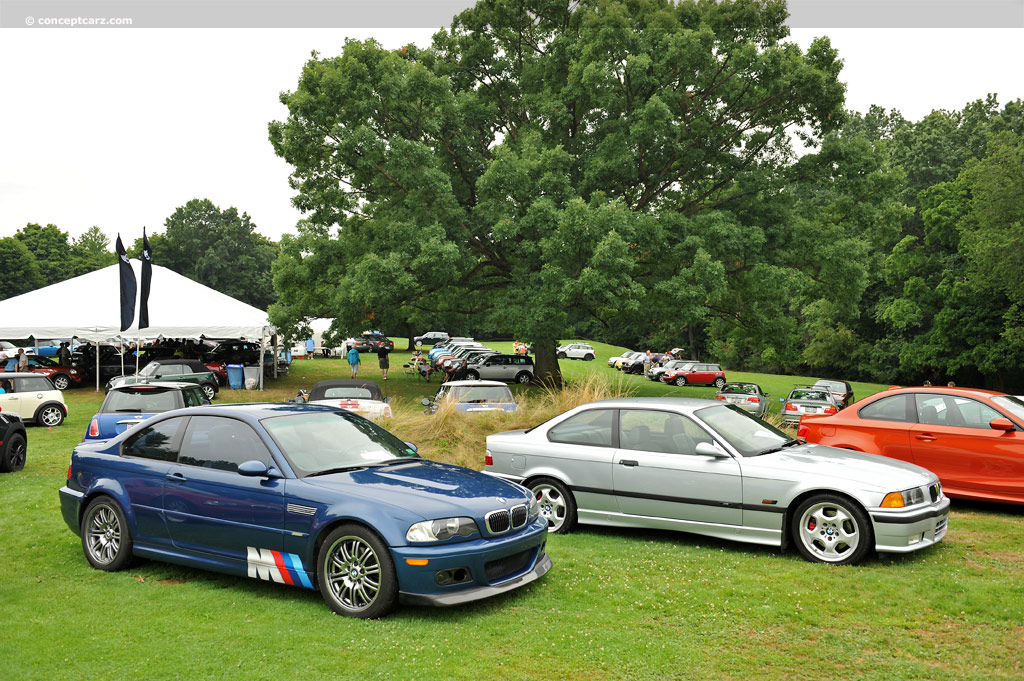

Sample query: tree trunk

[532,338,564,388]
[405,322,416,352]
[687,324,697,361]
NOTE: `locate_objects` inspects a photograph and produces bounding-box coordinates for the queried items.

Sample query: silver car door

[544,408,618,513]
[613,409,742,525]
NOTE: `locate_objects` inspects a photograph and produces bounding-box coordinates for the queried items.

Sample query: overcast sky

[1,25,1022,245]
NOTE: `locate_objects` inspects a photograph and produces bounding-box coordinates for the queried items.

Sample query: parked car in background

[414,331,450,347]
[439,348,497,371]
[648,360,693,382]
[714,382,770,418]
[0,354,83,390]
[84,382,209,442]
[812,379,855,409]
[781,386,839,425]
[485,397,949,565]
[308,379,393,420]
[345,332,395,353]
[611,352,645,370]
[662,363,727,388]
[206,339,262,366]
[0,404,28,472]
[465,354,534,384]
[59,403,551,618]
[72,344,132,384]
[557,343,595,361]
[0,373,67,427]
[107,359,219,401]
[422,380,519,414]
[607,351,636,368]
[800,386,1024,505]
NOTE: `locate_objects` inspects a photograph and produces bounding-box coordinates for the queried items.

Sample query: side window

[859,394,912,422]
[16,377,53,392]
[178,416,271,472]
[619,410,709,455]
[183,388,204,407]
[916,394,1002,429]
[549,409,614,447]
[122,416,186,461]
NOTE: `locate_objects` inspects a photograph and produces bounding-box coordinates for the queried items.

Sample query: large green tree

[0,237,45,300]
[270,0,845,383]
[14,223,74,286]
[140,199,278,310]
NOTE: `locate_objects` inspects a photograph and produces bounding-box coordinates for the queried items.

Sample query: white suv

[0,373,67,427]
[557,343,596,361]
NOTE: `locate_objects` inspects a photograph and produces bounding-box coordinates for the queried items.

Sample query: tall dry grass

[389,374,637,469]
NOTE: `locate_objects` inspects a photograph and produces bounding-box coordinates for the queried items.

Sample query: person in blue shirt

[305,338,315,357]
[346,346,360,377]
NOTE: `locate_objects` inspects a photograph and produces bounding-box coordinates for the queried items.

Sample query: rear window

[721,384,757,395]
[448,386,514,403]
[790,389,831,401]
[103,388,179,413]
[323,387,375,399]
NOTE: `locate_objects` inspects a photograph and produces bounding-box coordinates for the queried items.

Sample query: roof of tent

[0,261,273,342]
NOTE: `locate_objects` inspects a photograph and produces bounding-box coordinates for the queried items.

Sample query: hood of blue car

[303,459,530,519]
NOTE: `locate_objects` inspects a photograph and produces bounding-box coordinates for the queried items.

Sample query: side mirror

[238,460,274,477]
[421,398,432,406]
[385,396,393,404]
[990,417,1015,432]
[695,442,728,458]
[778,397,785,403]
[404,441,418,453]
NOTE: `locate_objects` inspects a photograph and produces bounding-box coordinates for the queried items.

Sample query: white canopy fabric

[0,261,273,341]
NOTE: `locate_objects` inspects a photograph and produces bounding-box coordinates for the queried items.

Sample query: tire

[674,376,687,387]
[713,377,726,389]
[791,494,873,565]
[317,524,397,618]
[36,404,65,427]
[0,432,27,473]
[466,370,480,381]
[52,374,71,390]
[81,496,134,571]
[201,383,217,401]
[515,371,532,384]
[530,477,577,534]
[557,352,566,359]
[583,354,594,361]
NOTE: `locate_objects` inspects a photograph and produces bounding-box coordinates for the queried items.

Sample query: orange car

[799,386,1024,505]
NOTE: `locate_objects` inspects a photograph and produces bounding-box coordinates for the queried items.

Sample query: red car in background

[799,386,1024,505]
[0,355,83,390]
[662,362,727,388]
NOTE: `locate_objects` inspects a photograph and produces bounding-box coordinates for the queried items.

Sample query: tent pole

[95,341,100,392]
[259,329,266,391]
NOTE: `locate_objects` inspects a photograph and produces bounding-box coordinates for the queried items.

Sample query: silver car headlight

[881,486,929,508]
[406,517,479,542]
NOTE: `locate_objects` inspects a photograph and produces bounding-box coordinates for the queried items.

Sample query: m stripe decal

[569,485,788,514]
[285,553,314,588]
[271,551,294,585]
[246,547,315,589]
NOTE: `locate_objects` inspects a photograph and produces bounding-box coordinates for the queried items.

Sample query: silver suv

[466,354,534,384]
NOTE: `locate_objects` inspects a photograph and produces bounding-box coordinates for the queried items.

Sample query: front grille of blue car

[485,548,534,583]
[485,504,528,534]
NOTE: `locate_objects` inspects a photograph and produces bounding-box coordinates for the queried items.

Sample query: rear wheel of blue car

[318,524,397,618]
[82,497,134,571]
[791,494,873,565]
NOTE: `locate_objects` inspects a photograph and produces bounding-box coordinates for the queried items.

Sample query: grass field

[1,343,1022,680]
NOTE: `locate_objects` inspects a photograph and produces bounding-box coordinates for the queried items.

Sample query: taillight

[88,419,99,437]
[824,406,838,414]
[797,424,810,438]
[66,463,72,481]
[484,451,493,467]
[784,403,798,411]
[715,395,725,401]
[747,397,760,403]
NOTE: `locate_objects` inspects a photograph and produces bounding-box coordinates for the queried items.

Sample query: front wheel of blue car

[318,524,398,618]
[82,496,134,571]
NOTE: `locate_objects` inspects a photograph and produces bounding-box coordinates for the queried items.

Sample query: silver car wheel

[53,375,71,390]
[324,535,382,613]
[85,504,122,566]
[39,405,64,427]
[797,500,862,563]
[201,384,216,400]
[534,482,569,532]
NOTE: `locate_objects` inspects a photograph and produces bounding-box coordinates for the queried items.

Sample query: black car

[0,408,28,472]
[414,331,450,346]
[205,340,262,366]
[71,345,133,383]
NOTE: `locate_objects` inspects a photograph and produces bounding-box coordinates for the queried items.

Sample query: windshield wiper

[307,465,370,477]
[113,408,143,413]
[364,457,423,468]
[755,440,801,456]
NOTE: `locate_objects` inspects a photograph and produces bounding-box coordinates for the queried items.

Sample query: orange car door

[848,393,915,464]
[909,394,1024,499]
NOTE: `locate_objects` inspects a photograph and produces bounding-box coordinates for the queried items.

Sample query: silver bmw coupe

[484,397,949,565]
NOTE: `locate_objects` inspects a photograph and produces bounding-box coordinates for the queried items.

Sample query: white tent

[0,260,272,340]
[0,261,274,388]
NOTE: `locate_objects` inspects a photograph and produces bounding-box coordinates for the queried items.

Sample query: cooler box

[243,366,261,389]
[226,364,244,389]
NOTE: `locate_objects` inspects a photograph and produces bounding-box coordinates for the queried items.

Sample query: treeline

[2,199,278,311]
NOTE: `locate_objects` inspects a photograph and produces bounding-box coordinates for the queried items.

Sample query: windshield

[721,384,757,394]
[138,363,158,377]
[696,404,794,457]
[448,386,515,404]
[790,389,832,402]
[991,395,1024,424]
[262,411,420,477]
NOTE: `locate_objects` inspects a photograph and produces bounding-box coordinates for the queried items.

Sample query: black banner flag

[139,228,152,329]
[115,235,137,332]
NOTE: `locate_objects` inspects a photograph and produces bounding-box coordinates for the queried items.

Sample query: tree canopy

[270,0,845,383]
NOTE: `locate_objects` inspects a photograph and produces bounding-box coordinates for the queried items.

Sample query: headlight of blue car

[527,493,540,522]
[407,517,480,542]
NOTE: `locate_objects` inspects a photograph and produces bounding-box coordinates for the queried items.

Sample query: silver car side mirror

[695,442,728,458]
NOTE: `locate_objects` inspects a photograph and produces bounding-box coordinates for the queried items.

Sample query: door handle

[166,472,187,482]
[915,434,937,442]
[619,459,639,467]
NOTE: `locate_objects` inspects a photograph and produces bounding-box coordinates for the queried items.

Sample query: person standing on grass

[305,337,315,358]
[346,345,361,377]
[377,345,391,381]
[15,348,28,372]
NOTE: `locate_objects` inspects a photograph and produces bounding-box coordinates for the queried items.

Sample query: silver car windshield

[262,411,420,477]
[696,404,796,457]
